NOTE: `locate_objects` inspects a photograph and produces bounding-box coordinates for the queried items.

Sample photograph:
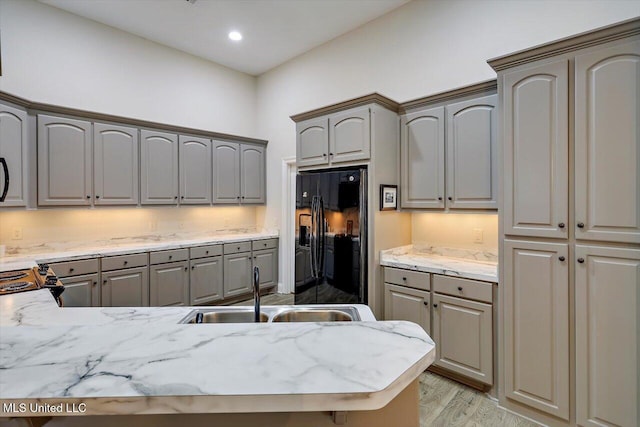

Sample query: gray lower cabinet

[102,266,149,307]
[252,248,278,289]
[60,273,99,307]
[384,283,430,333]
[575,245,640,427]
[141,129,179,205]
[240,144,265,204]
[37,114,92,206]
[179,135,212,205]
[432,293,492,385]
[0,102,28,207]
[223,252,252,298]
[93,122,139,206]
[150,261,189,306]
[503,239,569,420]
[189,256,223,305]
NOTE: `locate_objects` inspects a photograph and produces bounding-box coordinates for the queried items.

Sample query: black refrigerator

[294,167,367,304]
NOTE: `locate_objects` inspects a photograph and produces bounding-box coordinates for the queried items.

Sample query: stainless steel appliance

[0,264,65,305]
[295,167,367,304]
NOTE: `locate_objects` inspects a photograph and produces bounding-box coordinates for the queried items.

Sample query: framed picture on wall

[379,185,397,211]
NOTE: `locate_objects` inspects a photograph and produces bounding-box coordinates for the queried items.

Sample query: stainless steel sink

[179,306,361,324]
[183,309,268,324]
[271,309,355,322]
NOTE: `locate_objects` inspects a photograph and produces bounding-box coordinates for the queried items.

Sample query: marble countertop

[380,245,498,283]
[0,290,435,416]
[0,230,279,272]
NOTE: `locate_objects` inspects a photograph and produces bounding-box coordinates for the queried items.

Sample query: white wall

[255,0,640,247]
[0,0,257,138]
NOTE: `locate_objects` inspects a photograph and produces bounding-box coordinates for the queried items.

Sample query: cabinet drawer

[102,253,148,271]
[252,238,278,251]
[190,245,223,259]
[224,241,252,254]
[149,249,188,265]
[433,275,493,303]
[384,267,430,291]
[50,258,99,277]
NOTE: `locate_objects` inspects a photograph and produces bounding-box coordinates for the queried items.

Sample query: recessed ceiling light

[228,31,242,41]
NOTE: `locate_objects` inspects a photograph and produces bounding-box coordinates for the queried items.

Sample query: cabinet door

[179,135,212,205]
[253,248,278,289]
[241,144,265,204]
[212,140,240,204]
[503,239,569,419]
[60,273,99,307]
[38,115,92,206]
[400,106,445,209]
[575,40,640,243]
[575,245,640,427]
[384,283,430,333]
[190,256,223,305]
[329,106,370,164]
[503,60,569,238]
[223,252,252,298]
[446,95,497,209]
[150,262,189,306]
[432,293,492,385]
[102,266,149,307]
[0,103,28,207]
[296,117,328,168]
[94,123,139,205]
[140,129,178,205]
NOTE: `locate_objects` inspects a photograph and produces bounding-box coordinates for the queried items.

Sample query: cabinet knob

[558,256,566,261]
[69,268,74,273]
[174,196,178,200]
[558,222,565,228]
[96,195,100,199]
[169,255,173,260]
[237,196,240,199]
[577,258,585,263]
[237,247,240,250]
[241,196,245,199]
[329,152,334,156]
[448,197,452,201]
[191,266,195,270]
[433,303,438,308]
[181,196,184,199]
[457,286,463,291]
[402,277,407,281]
[103,279,107,284]
[438,197,442,201]
[86,195,90,199]
[423,301,428,306]
[184,267,188,271]
[123,261,128,265]
[577,222,585,228]
[264,243,267,247]
[205,250,209,254]
[93,281,97,286]
[322,153,327,157]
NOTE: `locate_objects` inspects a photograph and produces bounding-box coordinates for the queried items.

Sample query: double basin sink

[180,306,361,324]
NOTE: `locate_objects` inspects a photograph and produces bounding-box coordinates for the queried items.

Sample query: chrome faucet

[253,266,260,322]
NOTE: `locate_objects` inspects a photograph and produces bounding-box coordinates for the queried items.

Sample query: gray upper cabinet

[503,60,569,238]
[296,117,329,168]
[93,123,139,206]
[213,141,266,205]
[446,95,497,209]
[179,135,212,205]
[38,115,92,206]
[140,129,178,205]
[213,140,240,204]
[329,106,370,164]
[574,40,640,244]
[400,106,445,209]
[241,144,265,204]
[0,103,28,207]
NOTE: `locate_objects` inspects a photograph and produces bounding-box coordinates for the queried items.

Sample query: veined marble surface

[0,230,279,272]
[0,290,435,415]
[380,245,498,282]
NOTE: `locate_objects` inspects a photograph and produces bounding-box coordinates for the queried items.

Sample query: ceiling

[40,0,411,76]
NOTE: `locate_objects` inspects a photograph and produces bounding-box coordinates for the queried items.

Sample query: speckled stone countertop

[0,290,435,416]
[380,244,498,283]
[0,230,279,272]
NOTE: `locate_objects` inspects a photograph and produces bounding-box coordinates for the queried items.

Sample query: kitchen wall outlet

[11,227,23,240]
[473,228,483,243]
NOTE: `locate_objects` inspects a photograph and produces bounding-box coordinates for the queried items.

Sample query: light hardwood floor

[234,292,538,427]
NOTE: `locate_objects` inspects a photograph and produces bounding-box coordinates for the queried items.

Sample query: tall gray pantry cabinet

[489,20,640,427]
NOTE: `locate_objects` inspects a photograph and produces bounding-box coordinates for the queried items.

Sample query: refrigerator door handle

[0,158,8,203]
[318,196,325,277]
[310,196,317,278]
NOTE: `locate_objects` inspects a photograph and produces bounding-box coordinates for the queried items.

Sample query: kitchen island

[0,289,435,427]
